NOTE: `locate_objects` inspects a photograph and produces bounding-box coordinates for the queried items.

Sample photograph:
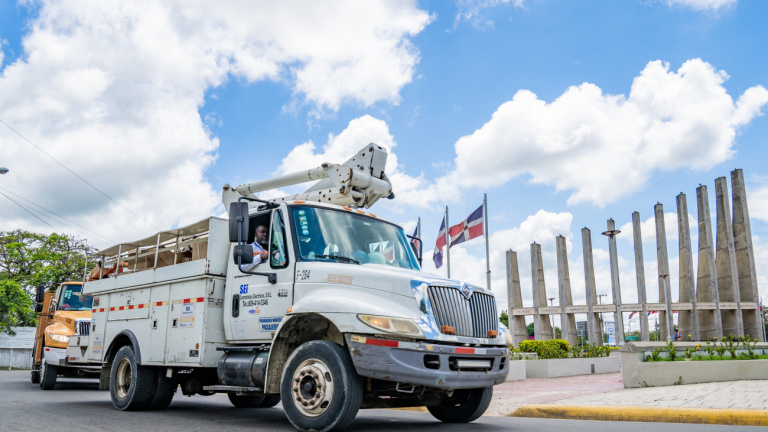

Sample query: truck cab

[32,282,100,389]
[221,200,509,429]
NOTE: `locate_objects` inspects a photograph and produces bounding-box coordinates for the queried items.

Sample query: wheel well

[265,313,344,393]
[105,331,142,364]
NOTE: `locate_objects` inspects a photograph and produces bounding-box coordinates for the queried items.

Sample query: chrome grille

[427,286,498,338]
[75,319,91,336]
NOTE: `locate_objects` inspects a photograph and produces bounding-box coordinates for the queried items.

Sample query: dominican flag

[448,205,484,248]
[410,225,421,252]
[628,311,636,319]
[433,216,447,268]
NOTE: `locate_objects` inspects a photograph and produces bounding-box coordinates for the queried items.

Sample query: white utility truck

[65,144,510,432]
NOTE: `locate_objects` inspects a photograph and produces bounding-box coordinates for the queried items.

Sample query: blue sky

[1,0,767,328]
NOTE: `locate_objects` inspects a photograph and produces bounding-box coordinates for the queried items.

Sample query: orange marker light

[487,330,498,337]
[441,325,456,335]
[293,200,305,204]
[286,307,292,314]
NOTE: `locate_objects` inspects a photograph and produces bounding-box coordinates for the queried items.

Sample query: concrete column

[696,185,723,340]
[582,228,603,346]
[556,235,578,347]
[531,242,553,340]
[605,219,625,345]
[631,212,650,341]
[506,250,529,346]
[655,203,675,340]
[731,169,763,341]
[715,177,744,337]
[677,193,699,340]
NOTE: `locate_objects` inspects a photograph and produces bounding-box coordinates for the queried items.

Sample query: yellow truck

[31,281,100,389]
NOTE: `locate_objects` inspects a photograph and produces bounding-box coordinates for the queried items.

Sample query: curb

[509,404,768,426]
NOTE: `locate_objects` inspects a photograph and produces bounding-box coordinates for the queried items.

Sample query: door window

[270,210,288,268]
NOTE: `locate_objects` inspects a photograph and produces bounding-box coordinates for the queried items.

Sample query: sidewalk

[494,372,768,426]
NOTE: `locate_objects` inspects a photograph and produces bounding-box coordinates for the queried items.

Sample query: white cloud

[0,1,431,246]
[444,59,768,206]
[664,0,737,11]
[453,0,525,28]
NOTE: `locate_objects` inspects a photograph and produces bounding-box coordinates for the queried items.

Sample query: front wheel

[110,346,155,411]
[39,360,57,390]
[280,340,363,432]
[427,387,493,423]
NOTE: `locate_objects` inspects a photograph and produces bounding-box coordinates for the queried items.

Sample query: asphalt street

[0,371,762,432]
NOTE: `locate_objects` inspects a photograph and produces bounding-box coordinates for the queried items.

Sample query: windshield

[58,284,94,311]
[291,206,420,270]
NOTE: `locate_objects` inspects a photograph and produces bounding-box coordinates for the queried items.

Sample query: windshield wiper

[314,255,360,264]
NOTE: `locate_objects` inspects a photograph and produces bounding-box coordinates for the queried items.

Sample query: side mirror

[228,202,255,244]
[233,244,254,265]
[35,284,46,304]
[35,303,44,313]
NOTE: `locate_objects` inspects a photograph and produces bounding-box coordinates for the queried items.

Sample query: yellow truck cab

[32,282,100,389]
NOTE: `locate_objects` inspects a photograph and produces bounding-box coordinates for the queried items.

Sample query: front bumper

[43,347,100,372]
[345,334,509,389]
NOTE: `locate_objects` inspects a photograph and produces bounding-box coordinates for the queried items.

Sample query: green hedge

[517,339,571,359]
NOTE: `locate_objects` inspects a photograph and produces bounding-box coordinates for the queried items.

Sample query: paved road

[0,371,761,432]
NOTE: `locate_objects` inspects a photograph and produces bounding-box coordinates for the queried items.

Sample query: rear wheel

[228,393,266,408]
[260,395,281,408]
[427,387,493,423]
[39,360,57,390]
[110,346,154,411]
[147,369,176,410]
[280,340,363,432]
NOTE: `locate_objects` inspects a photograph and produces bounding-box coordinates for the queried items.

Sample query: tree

[0,230,95,331]
[527,322,534,337]
[0,230,94,289]
[499,310,508,328]
[0,279,36,334]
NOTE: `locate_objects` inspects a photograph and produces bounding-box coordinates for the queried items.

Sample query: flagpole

[417,217,422,262]
[445,206,451,279]
[484,193,491,291]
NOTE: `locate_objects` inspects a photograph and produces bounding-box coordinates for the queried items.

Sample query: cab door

[228,208,295,342]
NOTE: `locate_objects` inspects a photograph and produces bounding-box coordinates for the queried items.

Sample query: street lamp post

[548,297,556,339]
[597,293,607,344]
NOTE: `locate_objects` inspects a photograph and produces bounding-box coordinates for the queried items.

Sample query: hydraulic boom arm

[222,143,393,213]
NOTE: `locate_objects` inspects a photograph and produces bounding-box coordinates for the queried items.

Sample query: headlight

[49,334,70,344]
[358,315,423,337]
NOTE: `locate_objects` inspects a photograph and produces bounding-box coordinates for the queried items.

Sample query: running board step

[202,385,262,393]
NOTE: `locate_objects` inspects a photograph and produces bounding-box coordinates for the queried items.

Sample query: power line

[0,118,161,230]
[0,186,115,244]
[0,190,60,233]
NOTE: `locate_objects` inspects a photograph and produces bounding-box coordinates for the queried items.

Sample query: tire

[39,360,57,390]
[31,369,41,384]
[228,393,266,408]
[280,340,363,432]
[427,387,493,423]
[260,395,281,408]
[147,369,176,410]
[110,346,155,411]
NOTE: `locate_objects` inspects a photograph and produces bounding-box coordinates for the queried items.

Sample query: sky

[1,0,767,332]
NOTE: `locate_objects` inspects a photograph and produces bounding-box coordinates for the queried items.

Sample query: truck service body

[64,144,510,431]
